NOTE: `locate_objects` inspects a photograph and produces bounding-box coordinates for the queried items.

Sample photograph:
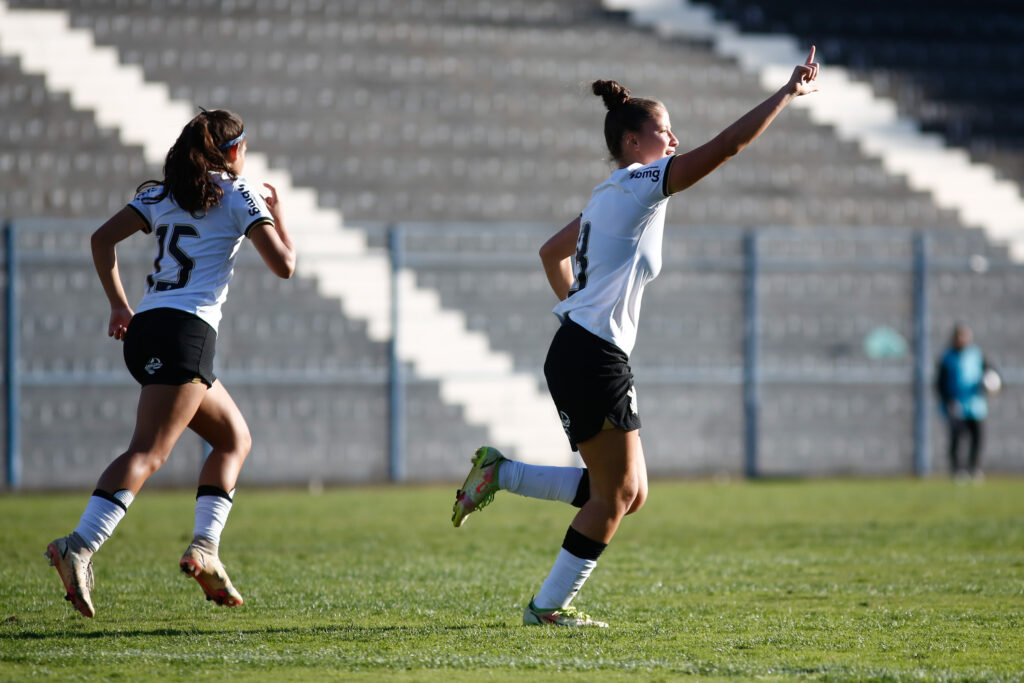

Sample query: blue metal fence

[742,231,760,479]
[388,224,406,483]
[4,222,19,488]
[4,221,1023,488]
[912,233,931,476]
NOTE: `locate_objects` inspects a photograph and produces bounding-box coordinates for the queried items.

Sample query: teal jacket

[936,344,987,421]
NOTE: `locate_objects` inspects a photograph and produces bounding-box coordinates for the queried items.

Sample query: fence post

[4,221,20,489]
[742,231,760,479]
[388,225,406,482]
[912,232,931,477]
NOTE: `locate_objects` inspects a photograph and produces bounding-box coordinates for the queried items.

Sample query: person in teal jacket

[935,323,993,480]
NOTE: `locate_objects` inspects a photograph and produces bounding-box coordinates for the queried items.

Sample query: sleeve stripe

[125,203,152,234]
[244,217,274,237]
[662,155,676,197]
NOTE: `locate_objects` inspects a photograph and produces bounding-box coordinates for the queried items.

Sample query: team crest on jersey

[134,184,163,201]
[628,167,661,183]
[145,357,163,375]
[559,410,572,438]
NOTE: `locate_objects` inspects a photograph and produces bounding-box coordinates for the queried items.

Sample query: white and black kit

[122,172,275,387]
[546,154,674,445]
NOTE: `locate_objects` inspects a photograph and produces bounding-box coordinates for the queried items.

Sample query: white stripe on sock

[113,489,135,508]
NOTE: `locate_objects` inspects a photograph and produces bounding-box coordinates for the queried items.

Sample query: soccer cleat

[179,536,243,607]
[452,446,506,528]
[523,600,608,627]
[45,535,96,618]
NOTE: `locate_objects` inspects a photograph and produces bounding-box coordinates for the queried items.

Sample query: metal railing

[4,220,1023,488]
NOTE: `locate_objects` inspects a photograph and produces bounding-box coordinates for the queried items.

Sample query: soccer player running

[453,49,820,627]
[45,109,296,617]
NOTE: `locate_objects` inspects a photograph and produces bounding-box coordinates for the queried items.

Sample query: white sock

[73,490,134,552]
[498,461,584,504]
[193,488,234,546]
[533,548,598,610]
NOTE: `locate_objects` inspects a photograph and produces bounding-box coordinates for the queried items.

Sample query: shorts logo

[145,357,163,375]
[628,386,638,415]
[559,410,572,438]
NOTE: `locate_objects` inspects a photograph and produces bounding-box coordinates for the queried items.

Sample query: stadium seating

[3,0,1023,485]
[0,56,148,217]
[691,0,1024,188]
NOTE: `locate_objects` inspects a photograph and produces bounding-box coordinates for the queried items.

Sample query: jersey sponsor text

[238,184,261,217]
[628,167,661,183]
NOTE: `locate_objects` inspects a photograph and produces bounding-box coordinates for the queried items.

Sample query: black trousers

[947,417,984,474]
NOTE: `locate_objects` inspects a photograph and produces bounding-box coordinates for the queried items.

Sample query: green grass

[1,478,1022,681]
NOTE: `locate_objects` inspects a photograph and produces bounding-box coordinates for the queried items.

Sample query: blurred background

[2,0,1022,489]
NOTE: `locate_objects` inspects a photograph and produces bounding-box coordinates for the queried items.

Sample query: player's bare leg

[179,381,250,606]
[46,383,208,616]
[525,429,647,627]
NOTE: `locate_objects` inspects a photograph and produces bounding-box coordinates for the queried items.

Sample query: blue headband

[218,130,246,151]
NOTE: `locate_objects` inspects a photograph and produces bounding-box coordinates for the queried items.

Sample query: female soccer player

[45,109,296,617]
[453,49,820,627]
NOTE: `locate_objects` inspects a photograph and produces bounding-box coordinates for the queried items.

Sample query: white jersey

[127,172,274,332]
[552,154,675,356]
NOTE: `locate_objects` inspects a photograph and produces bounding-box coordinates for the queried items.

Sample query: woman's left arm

[249,183,296,279]
[666,46,820,196]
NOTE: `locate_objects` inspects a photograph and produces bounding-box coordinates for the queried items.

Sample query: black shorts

[543,318,641,451]
[123,308,217,387]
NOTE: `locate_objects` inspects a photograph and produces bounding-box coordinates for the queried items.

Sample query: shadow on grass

[1,622,495,642]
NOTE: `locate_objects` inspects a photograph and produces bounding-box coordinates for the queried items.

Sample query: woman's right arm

[91,207,147,340]
[539,216,580,301]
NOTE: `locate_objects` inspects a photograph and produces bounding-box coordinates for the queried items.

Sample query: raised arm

[91,207,148,340]
[539,216,581,301]
[666,46,820,196]
[248,182,296,279]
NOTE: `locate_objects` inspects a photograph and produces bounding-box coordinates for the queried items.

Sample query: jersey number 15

[147,223,199,292]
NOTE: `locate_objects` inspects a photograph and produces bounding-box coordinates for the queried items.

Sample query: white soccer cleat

[523,599,608,627]
[45,535,96,618]
[180,536,243,607]
[452,446,506,528]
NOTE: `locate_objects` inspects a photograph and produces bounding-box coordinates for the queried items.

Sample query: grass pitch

[1,478,1022,681]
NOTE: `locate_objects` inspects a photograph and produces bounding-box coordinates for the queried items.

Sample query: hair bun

[592,79,630,110]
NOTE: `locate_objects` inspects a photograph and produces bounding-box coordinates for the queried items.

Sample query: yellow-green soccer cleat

[452,446,506,528]
[523,600,609,627]
[45,535,96,618]
[180,536,244,607]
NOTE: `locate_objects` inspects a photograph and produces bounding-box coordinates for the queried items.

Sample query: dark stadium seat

[692,0,1024,188]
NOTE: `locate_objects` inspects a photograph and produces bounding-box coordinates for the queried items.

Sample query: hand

[788,45,820,96]
[262,182,283,223]
[108,305,133,341]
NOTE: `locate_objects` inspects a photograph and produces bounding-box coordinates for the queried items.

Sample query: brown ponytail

[137,109,245,217]
[592,80,663,162]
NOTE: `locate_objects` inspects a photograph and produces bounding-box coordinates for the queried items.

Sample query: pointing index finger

[806,45,816,65]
